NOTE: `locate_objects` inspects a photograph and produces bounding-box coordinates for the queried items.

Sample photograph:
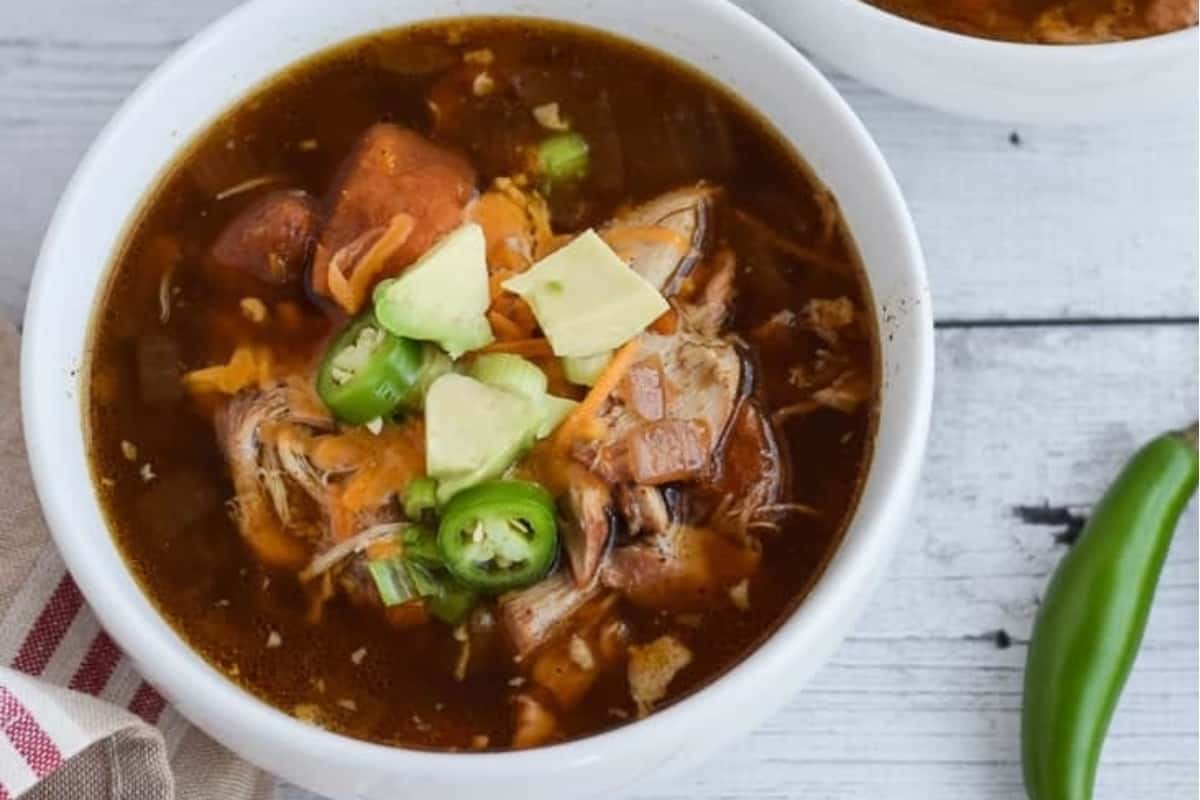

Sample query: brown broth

[86,18,878,750]
[865,0,1197,42]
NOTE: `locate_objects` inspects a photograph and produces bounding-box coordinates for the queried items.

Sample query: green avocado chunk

[374,223,494,359]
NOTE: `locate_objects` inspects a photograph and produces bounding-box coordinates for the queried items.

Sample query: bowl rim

[824,0,1198,54]
[21,0,933,782]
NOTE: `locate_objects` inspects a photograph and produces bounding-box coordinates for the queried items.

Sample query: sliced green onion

[467,353,548,404]
[401,525,444,566]
[367,558,419,607]
[426,583,478,626]
[536,132,589,187]
[366,527,481,624]
[404,477,439,520]
[404,560,446,598]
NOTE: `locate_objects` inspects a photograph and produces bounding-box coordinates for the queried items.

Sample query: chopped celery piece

[401,525,443,565]
[367,558,418,607]
[373,224,494,359]
[536,132,589,187]
[404,478,439,520]
[468,353,548,404]
[562,351,611,386]
[404,560,445,598]
[502,230,668,357]
[366,538,479,625]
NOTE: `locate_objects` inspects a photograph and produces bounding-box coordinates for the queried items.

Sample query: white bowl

[21,1,933,798]
[740,0,1199,124]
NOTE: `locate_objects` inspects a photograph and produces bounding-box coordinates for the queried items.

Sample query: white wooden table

[1,3,1196,798]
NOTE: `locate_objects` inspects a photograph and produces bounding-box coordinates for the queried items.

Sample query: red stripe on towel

[128,682,166,724]
[67,631,122,696]
[10,575,84,676]
[0,686,63,778]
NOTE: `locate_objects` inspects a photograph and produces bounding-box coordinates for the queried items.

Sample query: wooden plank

[0,0,1196,323]
[279,322,1198,800]
[836,73,1199,324]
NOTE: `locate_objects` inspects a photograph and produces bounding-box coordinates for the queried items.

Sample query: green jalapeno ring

[437,480,558,593]
[316,312,424,425]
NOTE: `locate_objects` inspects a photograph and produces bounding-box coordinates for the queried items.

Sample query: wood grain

[0,2,1195,799]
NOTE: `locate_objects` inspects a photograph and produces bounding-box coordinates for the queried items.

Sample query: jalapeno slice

[316,313,424,425]
[437,480,558,593]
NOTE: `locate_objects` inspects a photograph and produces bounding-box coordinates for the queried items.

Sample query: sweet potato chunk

[311,125,476,304]
[209,190,318,286]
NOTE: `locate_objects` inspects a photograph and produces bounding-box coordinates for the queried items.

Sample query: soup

[865,0,1198,41]
[86,18,877,751]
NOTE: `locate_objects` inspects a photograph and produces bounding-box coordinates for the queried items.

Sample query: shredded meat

[601,525,761,610]
[559,465,614,586]
[628,635,693,717]
[512,694,561,749]
[602,184,719,296]
[710,403,784,531]
[812,370,871,414]
[590,331,743,484]
[804,297,857,345]
[617,485,671,537]
[680,247,737,337]
[216,382,334,568]
[498,570,601,657]
[527,596,626,709]
[618,356,667,421]
[1033,0,1196,40]
[626,419,710,485]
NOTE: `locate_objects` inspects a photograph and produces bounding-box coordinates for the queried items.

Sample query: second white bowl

[742,0,1198,124]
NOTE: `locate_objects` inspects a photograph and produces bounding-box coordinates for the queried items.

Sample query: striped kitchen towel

[0,319,272,799]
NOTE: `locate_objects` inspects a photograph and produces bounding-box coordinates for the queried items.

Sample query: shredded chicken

[299,523,405,582]
[602,184,718,296]
[804,297,856,345]
[602,524,761,611]
[628,635,692,717]
[512,694,560,749]
[498,570,601,657]
[617,485,671,537]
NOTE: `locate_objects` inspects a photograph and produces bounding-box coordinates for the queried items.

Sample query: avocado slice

[425,373,538,503]
[562,350,612,387]
[374,223,494,359]
[536,395,578,439]
[502,230,668,357]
